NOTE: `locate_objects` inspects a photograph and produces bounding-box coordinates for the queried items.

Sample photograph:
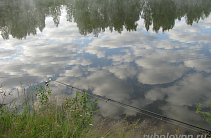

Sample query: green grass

[0,84,166,137]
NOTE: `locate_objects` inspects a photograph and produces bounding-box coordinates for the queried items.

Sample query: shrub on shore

[0,84,165,137]
[0,84,98,137]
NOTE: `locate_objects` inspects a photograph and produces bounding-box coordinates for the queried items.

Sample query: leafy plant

[61,90,98,137]
[0,84,171,137]
[196,103,211,137]
[32,85,52,106]
[0,84,98,137]
[196,103,211,123]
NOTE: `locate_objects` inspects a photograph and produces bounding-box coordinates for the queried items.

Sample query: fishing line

[78,92,200,133]
[84,91,199,133]
[46,78,211,133]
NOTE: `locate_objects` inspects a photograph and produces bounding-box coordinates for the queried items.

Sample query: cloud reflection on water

[0,5,211,132]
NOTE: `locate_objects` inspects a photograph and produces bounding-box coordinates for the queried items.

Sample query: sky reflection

[0,1,211,133]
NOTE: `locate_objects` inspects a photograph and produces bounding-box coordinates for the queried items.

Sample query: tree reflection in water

[0,0,210,39]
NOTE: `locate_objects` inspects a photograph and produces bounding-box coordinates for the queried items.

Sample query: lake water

[0,0,211,134]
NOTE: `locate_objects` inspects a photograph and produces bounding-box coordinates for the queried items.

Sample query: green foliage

[32,85,52,105]
[1,0,211,39]
[196,103,211,138]
[0,85,98,137]
[196,103,211,123]
[61,90,98,137]
[0,84,168,137]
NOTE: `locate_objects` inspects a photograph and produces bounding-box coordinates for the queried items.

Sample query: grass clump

[0,84,98,138]
[88,116,165,138]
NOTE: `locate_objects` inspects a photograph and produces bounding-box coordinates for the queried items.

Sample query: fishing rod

[1,76,209,133]
[46,78,211,133]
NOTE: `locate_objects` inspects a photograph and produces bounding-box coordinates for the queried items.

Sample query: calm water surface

[0,0,211,133]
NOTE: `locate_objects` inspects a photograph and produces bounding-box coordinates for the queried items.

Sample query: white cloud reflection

[146,73,211,129]
[103,64,137,80]
[0,6,211,132]
[0,8,92,103]
[184,58,211,72]
[84,45,105,58]
[168,16,211,43]
[56,70,148,117]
